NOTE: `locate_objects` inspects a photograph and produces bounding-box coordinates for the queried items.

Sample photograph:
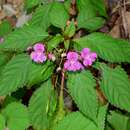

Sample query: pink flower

[81,48,97,66]
[31,51,47,63]
[64,51,83,71]
[64,60,83,71]
[33,43,45,52]
[67,52,79,61]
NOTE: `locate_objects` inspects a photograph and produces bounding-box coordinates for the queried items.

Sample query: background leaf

[0,25,48,51]
[67,70,98,122]
[2,102,29,130]
[74,32,130,63]
[99,64,130,112]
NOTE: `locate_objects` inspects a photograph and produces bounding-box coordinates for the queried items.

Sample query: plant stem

[59,70,65,111]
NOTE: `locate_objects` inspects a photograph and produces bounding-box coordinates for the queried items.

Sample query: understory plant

[0,0,130,130]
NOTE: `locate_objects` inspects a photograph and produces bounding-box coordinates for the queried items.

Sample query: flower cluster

[30,43,47,63]
[29,44,97,72]
[64,52,83,71]
[64,48,97,71]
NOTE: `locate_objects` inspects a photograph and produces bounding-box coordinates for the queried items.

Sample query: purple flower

[33,43,45,52]
[31,51,47,63]
[64,60,83,71]
[64,51,83,71]
[67,52,79,61]
[81,48,97,66]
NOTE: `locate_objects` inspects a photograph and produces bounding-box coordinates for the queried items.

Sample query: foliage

[0,0,130,130]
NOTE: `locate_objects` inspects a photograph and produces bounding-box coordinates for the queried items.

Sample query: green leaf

[0,53,10,67]
[99,64,130,112]
[30,4,53,30]
[0,114,5,130]
[78,17,105,31]
[28,80,54,130]
[77,0,107,18]
[0,25,48,51]
[50,2,69,29]
[0,53,11,74]
[25,0,41,9]
[64,40,70,50]
[2,102,29,130]
[54,112,100,130]
[64,21,76,37]
[0,20,12,36]
[97,105,108,130]
[91,0,107,17]
[74,32,130,63]
[0,54,31,96]
[77,0,96,19]
[64,0,71,13]
[108,111,130,130]
[77,0,107,30]
[47,34,64,51]
[67,70,98,122]
[27,61,54,87]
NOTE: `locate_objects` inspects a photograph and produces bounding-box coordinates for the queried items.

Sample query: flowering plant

[0,0,130,130]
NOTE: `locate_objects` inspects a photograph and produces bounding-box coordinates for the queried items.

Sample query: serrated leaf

[108,111,130,130]
[99,64,130,112]
[47,34,64,51]
[2,102,29,130]
[74,32,130,63]
[67,70,98,122]
[0,114,5,130]
[27,61,54,86]
[54,112,100,130]
[0,54,31,96]
[0,25,48,51]
[78,17,105,31]
[50,2,69,29]
[25,0,41,9]
[29,80,54,130]
[97,105,108,130]
[30,4,53,30]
